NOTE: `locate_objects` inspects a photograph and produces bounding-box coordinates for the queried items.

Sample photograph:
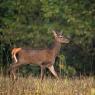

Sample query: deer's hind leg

[10,62,23,81]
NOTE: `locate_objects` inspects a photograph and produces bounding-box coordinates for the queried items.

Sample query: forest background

[0,0,95,77]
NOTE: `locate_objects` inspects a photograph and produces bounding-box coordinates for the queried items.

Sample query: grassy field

[0,75,95,95]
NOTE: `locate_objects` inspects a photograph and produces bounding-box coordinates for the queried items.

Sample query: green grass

[0,75,95,95]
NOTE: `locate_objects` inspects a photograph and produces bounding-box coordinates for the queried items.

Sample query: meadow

[0,75,95,95]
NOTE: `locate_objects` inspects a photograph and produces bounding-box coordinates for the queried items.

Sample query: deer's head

[52,30,69,43]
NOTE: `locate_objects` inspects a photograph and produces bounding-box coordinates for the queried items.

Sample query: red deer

[10,30,69,81]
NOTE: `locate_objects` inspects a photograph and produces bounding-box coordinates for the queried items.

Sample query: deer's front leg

[48,65,58,79]
[40,65,45,81]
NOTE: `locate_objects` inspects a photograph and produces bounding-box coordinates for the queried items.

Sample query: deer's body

[15,42,61,66]
[10,31,69,81]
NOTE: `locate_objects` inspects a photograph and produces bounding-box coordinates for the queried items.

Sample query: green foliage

[0,0,95,76]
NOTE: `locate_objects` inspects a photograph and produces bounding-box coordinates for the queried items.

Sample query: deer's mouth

[62,39,69,43]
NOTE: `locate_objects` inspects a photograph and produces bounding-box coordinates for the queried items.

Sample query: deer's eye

[59,36,63,38]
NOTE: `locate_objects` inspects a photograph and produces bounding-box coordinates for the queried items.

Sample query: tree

[0,0,95,76]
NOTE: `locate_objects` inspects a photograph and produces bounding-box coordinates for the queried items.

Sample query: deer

[9,30,69,81]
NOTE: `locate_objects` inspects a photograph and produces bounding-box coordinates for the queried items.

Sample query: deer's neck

[52,40,61,57]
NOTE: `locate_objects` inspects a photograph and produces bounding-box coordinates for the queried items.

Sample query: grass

[0,75,95,95]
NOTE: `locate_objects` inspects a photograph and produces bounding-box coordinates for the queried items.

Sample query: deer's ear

[52,30,57,37]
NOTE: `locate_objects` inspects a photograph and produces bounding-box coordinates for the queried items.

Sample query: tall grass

[0,75,95,95]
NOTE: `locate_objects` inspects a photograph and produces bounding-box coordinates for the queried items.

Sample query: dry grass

[0,75,95,95]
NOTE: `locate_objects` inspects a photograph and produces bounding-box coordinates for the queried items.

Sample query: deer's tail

[11,48,22,63]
